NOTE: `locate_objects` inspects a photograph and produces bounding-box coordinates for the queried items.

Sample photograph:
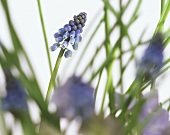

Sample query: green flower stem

[21,113,37,135]
[122,0,132,14]
[161,0,166,15]
[37,0,52,75]
[158,0,166,36]
[119,0,124,93]
[46,49,65,103]
[155,0,170,34]
[103,0,118,17]
[127,0,142,28]
[100,3,115,113]
[94,71,102,102]
[100,62,114,113]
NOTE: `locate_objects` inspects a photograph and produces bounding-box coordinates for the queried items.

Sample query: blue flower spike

[137,33,164,81]
[50,12,87,58]
[2,69,28,116]
[51,75,94,120]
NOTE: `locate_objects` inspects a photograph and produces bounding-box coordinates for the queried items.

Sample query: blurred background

[0,0,170,134]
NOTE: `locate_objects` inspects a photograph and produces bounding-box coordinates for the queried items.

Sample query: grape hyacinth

[111,90,170,134]
[137,33,164,81]
[1,69,28,115]
[140,90,170,135]
[51,75,94,120]
[50,12,87,58]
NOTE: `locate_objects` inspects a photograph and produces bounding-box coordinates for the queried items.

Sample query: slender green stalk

[100,2,114,113]
[94,71,102,101]
[154,0,170,34]
[161,0,166,15]
[103,0,118,17]
[119,0,124,93]
[21,113,37,135]
[37,0,52,74]
[122,0,133,14]
[46,49,65,103]
[127,0,142,28]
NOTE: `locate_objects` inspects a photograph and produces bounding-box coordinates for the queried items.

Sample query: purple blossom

[2,69,27,115]
[137,33,164,81]
[140,90,170,135]
[51,76,94,120]
[50,12,87,58]
[112,90,170,134]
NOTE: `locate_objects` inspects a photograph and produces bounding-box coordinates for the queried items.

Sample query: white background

[0,0,170,134]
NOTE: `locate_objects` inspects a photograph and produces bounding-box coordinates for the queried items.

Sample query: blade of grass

[99,2,115,113]
[37,0,52,74]
[119,0,124,93]
[124,99,145,134]
[122,0,133,14]
[154,0,170,34]
[1,0,36,77]
[103,0,118,18]
[94,71,102,102]
[20,113,37,135]
[127,0,142,28]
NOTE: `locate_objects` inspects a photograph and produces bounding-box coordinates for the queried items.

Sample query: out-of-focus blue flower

[110,89,170,134]
[137,33,164,81]
[50,12,87,58]
[51,75,94,120]
[2,69,28,115]
[140,90,170,135]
